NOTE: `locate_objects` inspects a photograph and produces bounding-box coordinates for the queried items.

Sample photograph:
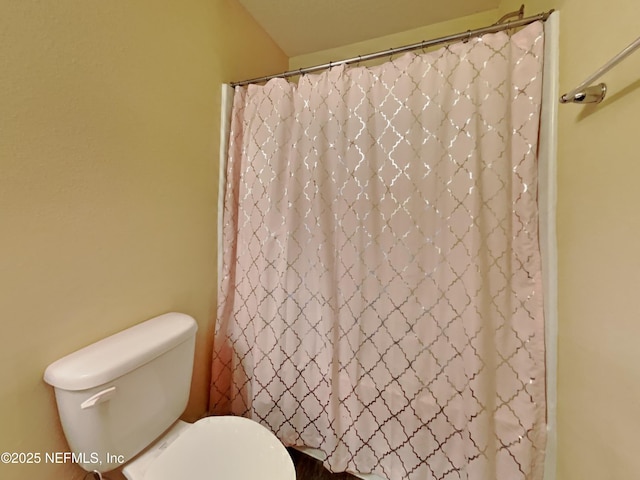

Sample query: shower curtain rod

[231,9,554,87]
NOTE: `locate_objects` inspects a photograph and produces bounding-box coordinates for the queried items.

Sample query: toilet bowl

[43,312,295,479]
[123,417,295,479]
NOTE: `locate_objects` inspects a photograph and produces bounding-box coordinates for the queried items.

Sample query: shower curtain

[212,21,546,480]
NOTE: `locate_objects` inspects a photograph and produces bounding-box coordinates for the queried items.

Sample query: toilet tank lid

[44,312,197,391]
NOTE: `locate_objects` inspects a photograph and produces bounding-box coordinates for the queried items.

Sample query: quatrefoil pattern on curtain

[212,21,546,480]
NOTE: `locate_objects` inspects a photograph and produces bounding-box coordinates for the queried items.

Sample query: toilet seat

[123,416,295,480]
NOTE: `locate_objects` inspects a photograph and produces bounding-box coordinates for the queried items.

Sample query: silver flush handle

[80,386,117,409]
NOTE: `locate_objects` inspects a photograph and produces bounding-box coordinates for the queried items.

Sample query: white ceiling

[237,0,501,57]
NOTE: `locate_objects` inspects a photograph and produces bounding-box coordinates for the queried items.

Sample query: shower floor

[288,448,359,480]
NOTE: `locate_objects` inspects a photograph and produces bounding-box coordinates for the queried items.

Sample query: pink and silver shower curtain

[212,21,546,480]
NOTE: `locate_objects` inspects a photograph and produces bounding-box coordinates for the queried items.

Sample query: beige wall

[0,1,286,479]
[292,0,640,479]
[545,0,640,478]
[510,0,640,477]
[289,9,501,71]
[4,0,640,479]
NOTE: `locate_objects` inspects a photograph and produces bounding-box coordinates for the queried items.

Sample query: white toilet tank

[44,312,198,473]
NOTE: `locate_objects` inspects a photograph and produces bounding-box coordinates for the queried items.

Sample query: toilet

[44,312,295,479]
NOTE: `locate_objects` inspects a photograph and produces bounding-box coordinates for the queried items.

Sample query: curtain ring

[463,30,472,43]
[506,21,514,35]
